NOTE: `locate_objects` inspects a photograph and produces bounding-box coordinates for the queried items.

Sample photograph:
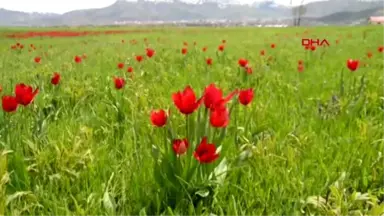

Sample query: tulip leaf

[151,145,160,160]
[102,190,116,215]
[214,158,228,184]
[195,189,210,198]
[139,207,147,216]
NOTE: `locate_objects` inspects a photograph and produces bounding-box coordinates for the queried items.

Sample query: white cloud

[0,0,324,14]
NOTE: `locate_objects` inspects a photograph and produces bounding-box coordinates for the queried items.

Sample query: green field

[0,26,383,215]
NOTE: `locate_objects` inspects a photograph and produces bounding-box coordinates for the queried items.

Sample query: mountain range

[0,0,383,26]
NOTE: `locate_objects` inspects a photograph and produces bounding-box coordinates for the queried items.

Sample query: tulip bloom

[238,88,254,106]
[246,67,253,74]
[203,84,237,110]
[194,137,219,164]
[181,48,188,55]
[218,44,225,52]
[347,59,359,72]
[172,138,189,155]
[146,48,155,58]
[298,64,304,73]
[150,109,167,127]
[34,57,41,63]
[238,58,248,67]
[127,66,134,73]
[2,96,18,112]
[206,58,213,66]
[15,83,39,106]
[136,55,143,62]
[113,77,125,89]
[210,106,229,128]
[117,62,124,69]
[74,55,82,63]
[51,72,61,85]
[172,85,203,115]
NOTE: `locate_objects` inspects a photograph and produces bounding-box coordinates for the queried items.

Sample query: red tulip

[238,58,248,67]
[2,96,18,112]
[113,77,125,89]
[347,59,359,72]
[202,47,207,52]
[210,106,229,128]
[203,84,237,110]
[34,57,41,63]
[127,66,134,73]
[298,60,303,65]
[172,85,203,115]
[172,138,189,155]
[367,52,373,58]
[150,109,167,127]
[298,64,304,73]
[238,88,254,106]
[15,83,39,106]
[0,85,2,93]
[246,67,253,74]
[222,39,226,44]
[271,43,276,48]
[206,58,213,66]
[74,55,82,63]
[260,50,265,56]
[146,48,155,58]
[181,48,188,55]
[51,72,61,85]
[117,62,124,69]
[136,55,143,62]
[194,137,219,164]
[218,44,225,52]
[378,46,384,53]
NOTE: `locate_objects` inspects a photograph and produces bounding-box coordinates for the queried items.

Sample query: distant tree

[292,0,307,26]
[297,4,307,26]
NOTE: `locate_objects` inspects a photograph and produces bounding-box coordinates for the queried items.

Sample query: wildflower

[2,96,18,112]
[347,59,359,72]
[51,72,61,85]
[150,109,168,127]
[172,138,189,155]
[238,58,248,67]
[194,137,219,164]
[15,83,39,106]
[238,88,254,106]
[113,77,125,89]
[172,85,203,115]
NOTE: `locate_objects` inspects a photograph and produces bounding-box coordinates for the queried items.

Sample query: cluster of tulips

[149,82,253,204]
[1,84,39,113]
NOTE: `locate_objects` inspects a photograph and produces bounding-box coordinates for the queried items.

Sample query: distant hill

[0,0,383,26]
[316,7,383,24]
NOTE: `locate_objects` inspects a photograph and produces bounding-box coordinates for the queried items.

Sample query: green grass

[0,26,383,215]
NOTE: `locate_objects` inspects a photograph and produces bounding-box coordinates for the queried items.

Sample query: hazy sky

[1,0,324,14]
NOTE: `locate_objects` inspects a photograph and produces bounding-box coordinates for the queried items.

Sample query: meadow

[0,26,383,215]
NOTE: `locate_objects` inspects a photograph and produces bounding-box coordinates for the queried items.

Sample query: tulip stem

[186,115,189,141]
